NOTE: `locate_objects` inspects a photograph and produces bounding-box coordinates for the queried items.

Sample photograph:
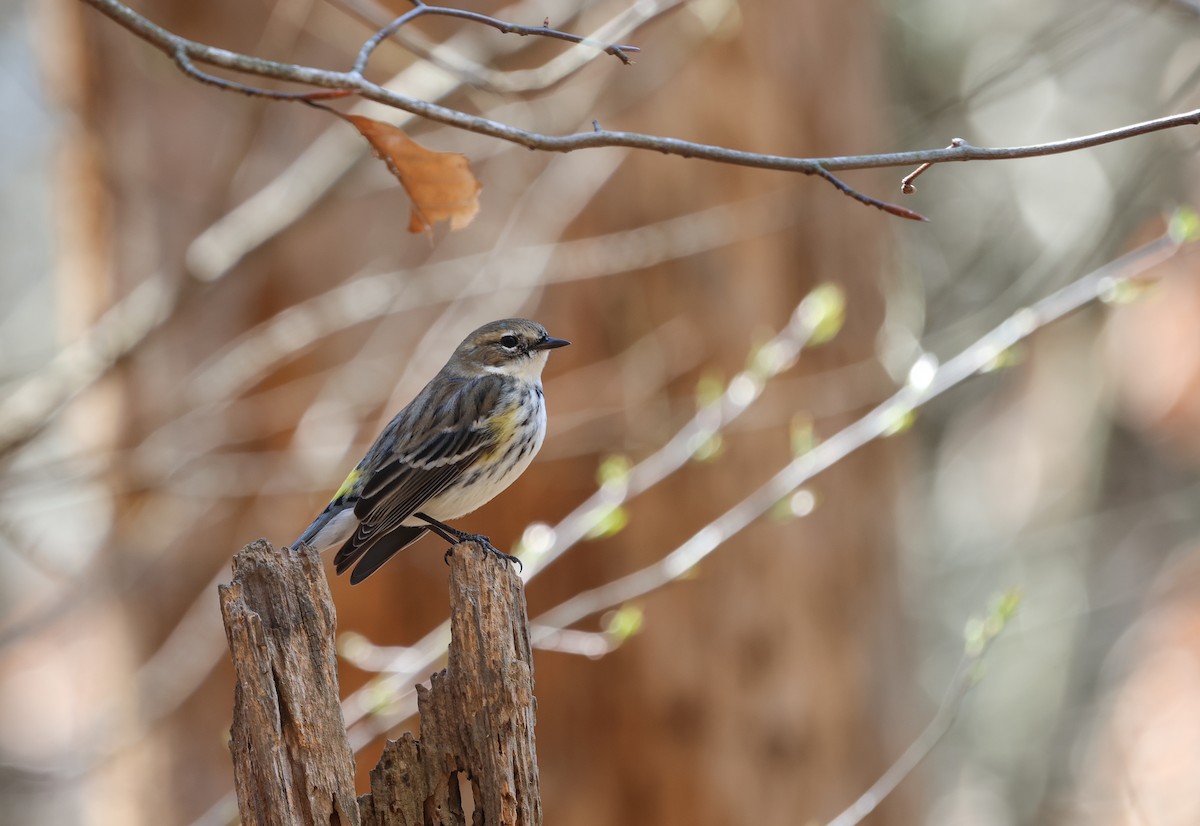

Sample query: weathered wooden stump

[220,539,541,826]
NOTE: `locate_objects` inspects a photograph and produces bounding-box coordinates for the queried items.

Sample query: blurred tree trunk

[55,0,911,823]
[524,4,911,824]
[50,0,339,821]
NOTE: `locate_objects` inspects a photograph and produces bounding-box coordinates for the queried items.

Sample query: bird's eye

[500,334,519,349]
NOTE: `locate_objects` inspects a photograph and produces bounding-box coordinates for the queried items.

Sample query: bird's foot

[442,538,523,572]
[481,544,523,572]
[418,512,522,572]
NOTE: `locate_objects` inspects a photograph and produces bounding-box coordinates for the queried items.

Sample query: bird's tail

[294,504,357,554]
[335,525,428,584]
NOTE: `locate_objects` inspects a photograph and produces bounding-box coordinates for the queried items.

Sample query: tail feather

[335,525,428,584]
[295,504,357,554]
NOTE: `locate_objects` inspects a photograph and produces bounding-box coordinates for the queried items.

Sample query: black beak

[531,336,570,351]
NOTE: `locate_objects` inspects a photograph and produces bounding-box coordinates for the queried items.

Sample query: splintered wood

[361,545,542,826]
[219,540,360,825]
[221,539,541,826]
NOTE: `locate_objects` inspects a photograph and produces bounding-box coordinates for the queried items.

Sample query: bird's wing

[363,426,494,521]
[332,430,493,576]
[333,375,502,574]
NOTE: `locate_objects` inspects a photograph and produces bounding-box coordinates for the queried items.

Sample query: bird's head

[450,318,570,380]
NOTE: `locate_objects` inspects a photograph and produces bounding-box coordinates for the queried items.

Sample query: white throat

[482,350,550,381]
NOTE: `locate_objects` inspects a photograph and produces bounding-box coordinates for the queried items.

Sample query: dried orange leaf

[343,114,482,234]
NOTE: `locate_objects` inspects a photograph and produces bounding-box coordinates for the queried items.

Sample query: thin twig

[338,0,681,96]
[79,0,1200,214]
[353,1,640,75]
[174,47,353,101]
[0,276,176,458]
[353,3,424,73]
[901,138,965,194]
[814,166,928,221]
[827,675,964,826]
[824,591,1019,826]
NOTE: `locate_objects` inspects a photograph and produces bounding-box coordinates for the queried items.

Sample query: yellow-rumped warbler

[294,318,569,584]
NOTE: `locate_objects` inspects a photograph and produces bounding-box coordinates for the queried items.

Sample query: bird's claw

[486,546,524,572]
[442,535,523,572]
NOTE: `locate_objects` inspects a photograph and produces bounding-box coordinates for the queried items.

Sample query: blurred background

[3,0,1200,823]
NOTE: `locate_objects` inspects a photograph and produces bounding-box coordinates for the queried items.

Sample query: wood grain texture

[361,543,542,826]
[222,538,541,826]
[220,539,361,826]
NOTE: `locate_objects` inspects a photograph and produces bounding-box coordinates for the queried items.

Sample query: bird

[293,318,569,584]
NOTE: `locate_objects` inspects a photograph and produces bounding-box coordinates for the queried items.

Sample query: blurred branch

[529,228,1186,636]
[136,569,230,725]
[0,276,175,458]
[520,284,840,577]
[190,189,797,404]
[825,590,1022,826]
[79,0,1200,220]
[341,622,620,669]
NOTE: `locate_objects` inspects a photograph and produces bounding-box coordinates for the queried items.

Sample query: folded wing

[332,377,501,582]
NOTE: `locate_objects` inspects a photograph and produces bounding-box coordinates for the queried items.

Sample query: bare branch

[825,591,1020,826]
[185,0,689,284]
[173,47,354,101]
[78,0,1200,218]
[0,276,176,457]
[353,1,640,75]
[344,0,684,95]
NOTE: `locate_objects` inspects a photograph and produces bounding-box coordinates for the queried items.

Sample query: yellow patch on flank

[335,468,363,500]
[481,405,521,458]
